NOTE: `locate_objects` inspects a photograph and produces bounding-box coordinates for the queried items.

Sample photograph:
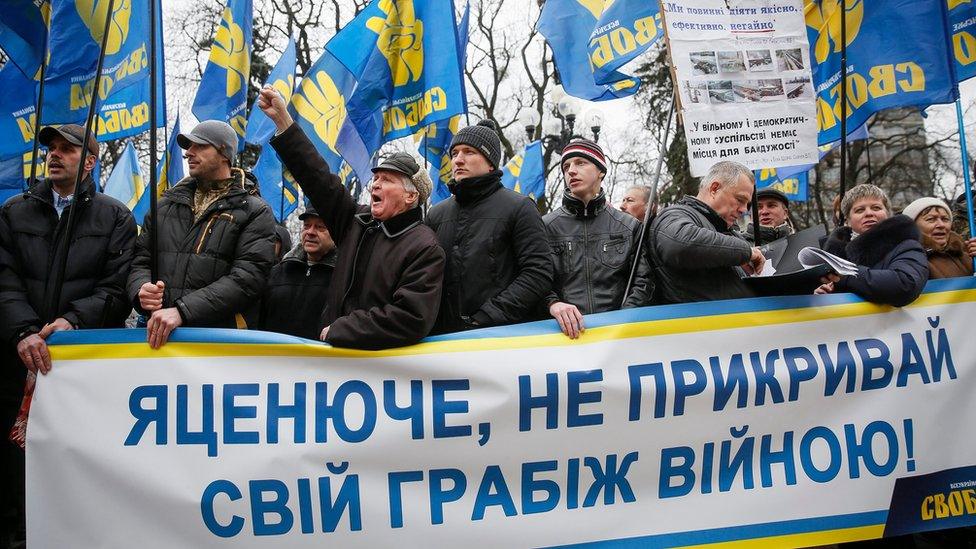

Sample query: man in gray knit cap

[426,119,553,334]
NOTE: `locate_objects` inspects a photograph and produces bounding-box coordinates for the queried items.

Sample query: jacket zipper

[194,212,235,254]
[583,218,593,314]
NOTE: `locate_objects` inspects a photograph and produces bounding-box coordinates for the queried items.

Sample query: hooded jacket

[543,189,652,313]
[271,123,445,349]
[921,232,974,279]
[648,195,755,304]
[127,168,277,328]
[426,171,553,333]
[260,245,336,339]
[1,176,136,390]
[821,214,928,306]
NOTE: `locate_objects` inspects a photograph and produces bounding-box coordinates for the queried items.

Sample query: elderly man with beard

[0,124,136,546]
[259,87,445,350]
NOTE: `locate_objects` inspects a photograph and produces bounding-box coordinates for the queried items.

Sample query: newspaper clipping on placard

[663,0,819,177]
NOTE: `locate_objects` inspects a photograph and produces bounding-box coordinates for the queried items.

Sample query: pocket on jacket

[599,235,629,268]
[196,212,238,259]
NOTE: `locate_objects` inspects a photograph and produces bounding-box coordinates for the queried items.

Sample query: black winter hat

[449,119,502,169]
[756,187,790,207]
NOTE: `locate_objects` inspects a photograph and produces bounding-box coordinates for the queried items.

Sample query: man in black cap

[425,119,553,334]
[260,208,336,339]
[744,187,794,245]
[259,86,445,349]
[0,124,136,545]
[127,120,276,348]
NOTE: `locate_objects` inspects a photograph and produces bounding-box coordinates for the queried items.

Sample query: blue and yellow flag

[948,0,976,82]
[40,0,166,142]
[135,115,185,224]
[756,168,809,202]
[0,0,49,79]
[290,49,356,175]
[0,150,45,204]
[245,37,296,146]
[103,140,145,215]
[253,143,299,222]
[805,0,957,144]
[774,122,869,180]
[322,0,466,181]
[416,2,469,205]
[192,0,253,147]
[0,62,39,158]
[538,0,647,101]
[501,141,545,200]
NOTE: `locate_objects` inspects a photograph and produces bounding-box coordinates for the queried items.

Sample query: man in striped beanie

[542,138,653,338]
[426,119,553,334]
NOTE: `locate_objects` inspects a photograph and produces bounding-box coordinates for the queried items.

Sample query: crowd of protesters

[1,88,976,545]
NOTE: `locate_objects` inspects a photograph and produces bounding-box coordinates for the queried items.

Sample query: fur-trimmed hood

[823,214,921,267]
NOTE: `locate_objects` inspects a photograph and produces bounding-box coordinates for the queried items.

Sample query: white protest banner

[27,278,976,547]
[663,0,819,176]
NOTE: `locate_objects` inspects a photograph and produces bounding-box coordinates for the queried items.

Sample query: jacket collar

[354,205,423,238]
[168,168,248,202]
[283,244,338,267]
[449,170,503,206]
[844,214,920,266]
[680,195,730,233]
[921,230,966,256]
[26,176,96,207]
[562,188,607,218]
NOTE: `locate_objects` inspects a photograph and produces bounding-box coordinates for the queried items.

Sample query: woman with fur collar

[815,184,928,306]
[901,197,975,279]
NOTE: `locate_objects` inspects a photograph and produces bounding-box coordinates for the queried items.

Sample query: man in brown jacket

[259,87,445,350]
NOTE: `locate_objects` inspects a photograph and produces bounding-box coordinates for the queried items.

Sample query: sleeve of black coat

[326,241,446,350]
[270,123,358,243]
[0,202,42,344]
[836,242,929,307]
[653,209,752,269]
[174,204,276,326]
[623,222,654,308]
[62,204,137,328]
[474,198,553,325]
[126,208,154,314]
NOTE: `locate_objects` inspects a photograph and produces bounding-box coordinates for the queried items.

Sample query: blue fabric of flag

[322,0,466,181]
[0,63,40,158]
[589,0,662,87]
[775,121,869,179]
[191,0,253,148]
[103,140,145,214]
[245,37,296,146]
[0,0,48,79]
[538,0,640,101]
[806,0,957,144]
[254,143,299,222]
[501,140,544,200]
[948,0,976,83]
[756,168,809,202]
[290,48,357,176]
[155,115,184,191]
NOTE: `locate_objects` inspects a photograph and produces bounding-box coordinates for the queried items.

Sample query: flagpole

[751,170,762,246]
[148,0,160,281]
[26,14,52,190]
[278,179,285,221]
[955,98,976,272]
[837,0,849,222]
[623,93,674,305]
[47,0,117,320]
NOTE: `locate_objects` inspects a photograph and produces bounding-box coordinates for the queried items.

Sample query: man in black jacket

[648,161,765,304]
[260,87,445,350]
[0,124,136,546]
[127,120,276,348]
[544,139,652,338]
[426,120,553,334]
[260,208,336,339]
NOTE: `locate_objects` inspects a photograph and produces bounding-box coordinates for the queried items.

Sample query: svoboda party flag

[947,0,976,83]
[103,140,145,213]
[538,0,655,101]
[805,0,957,144]
[192,0,253,148]
[245,37,296,146]
[501,141,545,200]
[322,0,466,181]
[0,0,50,79]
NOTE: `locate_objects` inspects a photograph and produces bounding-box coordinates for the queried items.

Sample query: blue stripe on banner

[548,510,889,548]
[47,276,976,347]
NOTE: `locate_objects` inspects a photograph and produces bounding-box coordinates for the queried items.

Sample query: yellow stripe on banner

[49,289,976,361]
[681,524,884,548]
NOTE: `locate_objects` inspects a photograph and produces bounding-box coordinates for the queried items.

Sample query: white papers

[798,246,860,276]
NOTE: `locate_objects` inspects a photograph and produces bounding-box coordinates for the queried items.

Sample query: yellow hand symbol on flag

[75,0,131,56]
[211,7,250,98]
[804,0,863,65]
[949,0,971,10]
[365,0,425,87]
[575,0,609,19]
[294,70,348,155]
